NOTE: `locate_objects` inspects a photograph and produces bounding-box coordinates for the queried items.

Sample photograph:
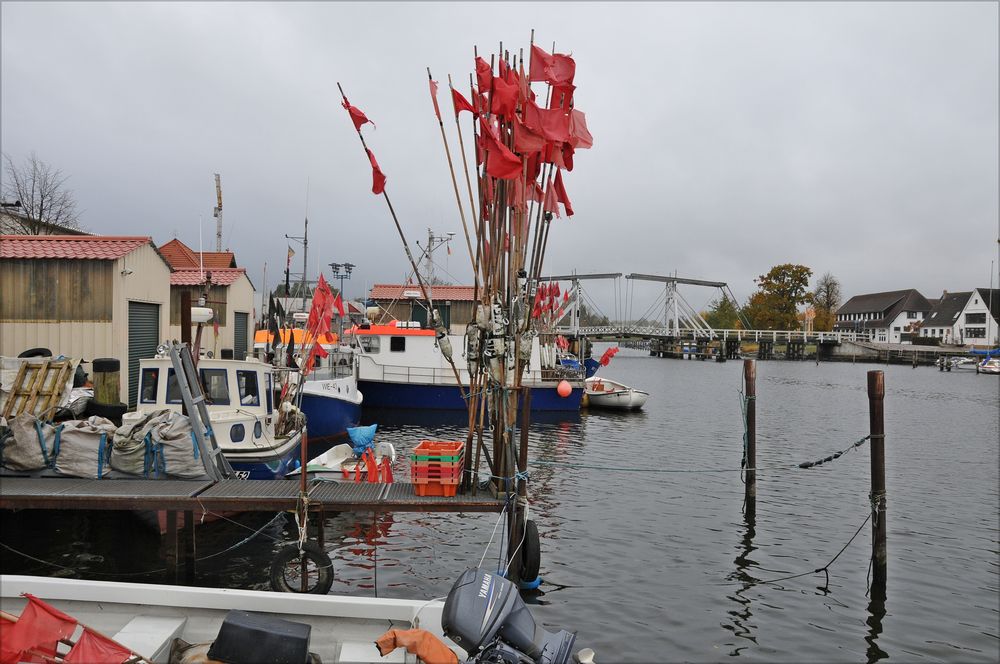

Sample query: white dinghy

[583,376,649,411]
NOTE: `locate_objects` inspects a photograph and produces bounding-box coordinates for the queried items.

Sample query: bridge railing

[560,326,867,343]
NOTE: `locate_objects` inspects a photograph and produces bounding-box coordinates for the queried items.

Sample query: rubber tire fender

[520,520,541,582]
[269,542,334,594]
[17,347,52,358]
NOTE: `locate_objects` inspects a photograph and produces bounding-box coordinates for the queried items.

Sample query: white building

[955,288,1000,346]
[833,289,931,344]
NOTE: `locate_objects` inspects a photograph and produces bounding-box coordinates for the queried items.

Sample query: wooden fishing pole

[336,82,467,400]
[428,67,477,282]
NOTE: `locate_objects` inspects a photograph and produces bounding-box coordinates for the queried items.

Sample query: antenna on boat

[213,173,223,252]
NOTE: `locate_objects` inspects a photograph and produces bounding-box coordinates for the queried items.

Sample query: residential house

[158,239,256,360]
[920,291,971,344]
[0,235,171,406]
[833,289,931,343]
[368,284,476,334]
[955,288,1000,346]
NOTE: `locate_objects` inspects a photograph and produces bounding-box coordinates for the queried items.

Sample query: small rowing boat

[583,376,649,411]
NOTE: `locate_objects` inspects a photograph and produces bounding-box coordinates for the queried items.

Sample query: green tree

[744,264,813,329]
[704,296,741,329]
[812,272,841,331]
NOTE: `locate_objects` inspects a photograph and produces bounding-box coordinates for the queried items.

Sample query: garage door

[234,312,249,360]
[128,301,160,407]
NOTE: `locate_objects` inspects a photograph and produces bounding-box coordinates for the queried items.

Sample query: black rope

[799,435,871,469]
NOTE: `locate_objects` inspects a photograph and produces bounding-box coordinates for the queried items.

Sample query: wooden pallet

[1,358,74,419]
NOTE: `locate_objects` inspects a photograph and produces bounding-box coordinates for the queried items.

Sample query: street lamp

[329,262,355,337]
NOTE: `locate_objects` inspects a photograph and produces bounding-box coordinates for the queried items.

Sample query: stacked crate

[410,440,464,496]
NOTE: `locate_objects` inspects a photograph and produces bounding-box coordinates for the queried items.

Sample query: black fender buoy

[520,520,541,582]
[269,542,334,594]
[17,347,52,358]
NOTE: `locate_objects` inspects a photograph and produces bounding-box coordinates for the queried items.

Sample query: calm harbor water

[3,349,998,662]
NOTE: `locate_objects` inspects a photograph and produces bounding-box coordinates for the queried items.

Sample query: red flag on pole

[64,628,134,664]
[554,169,574,217]
[333,292,345,318]
[536,108,571,143]
[543,180,561,218]
[568,109,593,149]
[529,44,552,82]
[475,57,492,93]
[366,148,387,194]
[428,79,442,121]
[513,116,545,153]
[478,117,523,180]
[341,98,374,132]
[451,88,476,116]
[529,45,576,85]
[490,76,518,118]
[3,594,78,664]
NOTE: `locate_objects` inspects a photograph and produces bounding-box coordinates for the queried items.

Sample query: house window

[236,370,260,406]
[200,368,230,405]
[893,327,900,332]
[907,311,917,319]
[140,368,160,404]
[966,327,986,338]
[390,336,406,352]
[966,313,986,325]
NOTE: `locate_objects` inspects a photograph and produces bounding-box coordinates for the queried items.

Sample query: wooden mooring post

[743,359,756,517]
[507,387,532,587]
[867,370,887,590]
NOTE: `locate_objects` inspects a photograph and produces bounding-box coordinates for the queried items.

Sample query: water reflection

[865,577,888,663]
[724,512,759,656]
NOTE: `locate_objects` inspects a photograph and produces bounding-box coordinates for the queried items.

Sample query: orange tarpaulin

[253,329,338,347]
[374,628,457,664]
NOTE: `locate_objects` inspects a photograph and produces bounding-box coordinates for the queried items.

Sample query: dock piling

[743,359,756,517]
[867,370,887,590]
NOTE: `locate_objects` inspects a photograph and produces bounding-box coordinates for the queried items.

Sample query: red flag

[554,169,574,217]
[490,76,518,118]
[451,88,475,116]
[213,318,220,337]
[529,45,576,85]
[543,180,560,218]
[568,109,593,149]
[529,180,545,203]
[4,595,78,663]
[536,108,571,143]
[562,142,575,171]
[333,292,345,318]
[549,83,575,110]
[553,282,561,297]
[599,346,620,366]
[428,79,442,121]
[475,57,492,93]
[303,341,329,375]
[513,116,545,153]
[65,627,134,664]
[529,44,552,82]
[478,116,522,180]
[366,148,386,194]
[342,98,374,132]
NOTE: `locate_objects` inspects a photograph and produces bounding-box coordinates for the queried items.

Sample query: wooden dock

[0,477,505,513]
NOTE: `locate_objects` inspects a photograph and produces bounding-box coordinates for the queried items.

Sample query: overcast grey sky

[2,1,997,315]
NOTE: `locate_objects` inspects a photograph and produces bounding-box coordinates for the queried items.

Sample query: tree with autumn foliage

[812,272,842,331]
[743,264,814,329]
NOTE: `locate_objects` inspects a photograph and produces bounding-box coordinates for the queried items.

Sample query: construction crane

[213,173,223,252]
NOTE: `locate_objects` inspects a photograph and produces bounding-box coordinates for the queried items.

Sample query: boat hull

[225,433,304,480]
[299,391,361,447]
[358,380,583,411]
[586,389,649,411]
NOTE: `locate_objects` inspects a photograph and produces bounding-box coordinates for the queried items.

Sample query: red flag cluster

[531,281,568,322]
[303,274,346,375]
[599,346,620,366]
[1,594,135,664]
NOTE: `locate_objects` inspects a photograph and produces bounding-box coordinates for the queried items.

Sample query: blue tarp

[347,424,378,456]
[969,348,1000,357]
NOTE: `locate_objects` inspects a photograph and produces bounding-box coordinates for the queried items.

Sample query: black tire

[92,358,120,372]
[520,520,541,581]
[17,347,52,358]
[269,542,334,594]
[85,401,128,424]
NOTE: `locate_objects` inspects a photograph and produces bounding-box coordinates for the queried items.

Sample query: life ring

[520,520,541,582]
[269,542,334,594]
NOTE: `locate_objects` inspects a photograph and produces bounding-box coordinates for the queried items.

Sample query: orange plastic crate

[412,465,463,481]
[413,482,459,497]
[412,440,465,462]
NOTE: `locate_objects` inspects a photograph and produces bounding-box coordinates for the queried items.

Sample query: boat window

[359,335,380,354]
[390,336,406,352]
[237,370,260,406]
[166,369,183,404]
[140,368,159,404]
[200,368,230,405]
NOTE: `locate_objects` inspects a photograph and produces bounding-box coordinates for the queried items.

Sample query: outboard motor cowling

[442,567,578,664]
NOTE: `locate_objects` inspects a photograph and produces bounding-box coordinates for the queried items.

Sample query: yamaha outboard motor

[442,567,581,664]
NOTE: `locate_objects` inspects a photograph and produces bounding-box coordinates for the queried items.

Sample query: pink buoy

[557,380,572,397]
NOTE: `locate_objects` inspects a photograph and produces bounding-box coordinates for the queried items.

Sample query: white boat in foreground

[583,376,649,411]
[978,357,1000,374]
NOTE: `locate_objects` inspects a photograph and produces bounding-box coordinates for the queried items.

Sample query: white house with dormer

[834,289,931,344]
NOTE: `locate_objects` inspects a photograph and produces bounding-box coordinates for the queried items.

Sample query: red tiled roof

[159,238,199,268]
[170,267,248,286]
[369,283,476,301]
[0,235,153,260]
[159,239,237,269]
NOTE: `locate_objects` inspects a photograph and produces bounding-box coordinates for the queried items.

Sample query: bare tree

[2,152,82,234]
[813,272,842,331]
